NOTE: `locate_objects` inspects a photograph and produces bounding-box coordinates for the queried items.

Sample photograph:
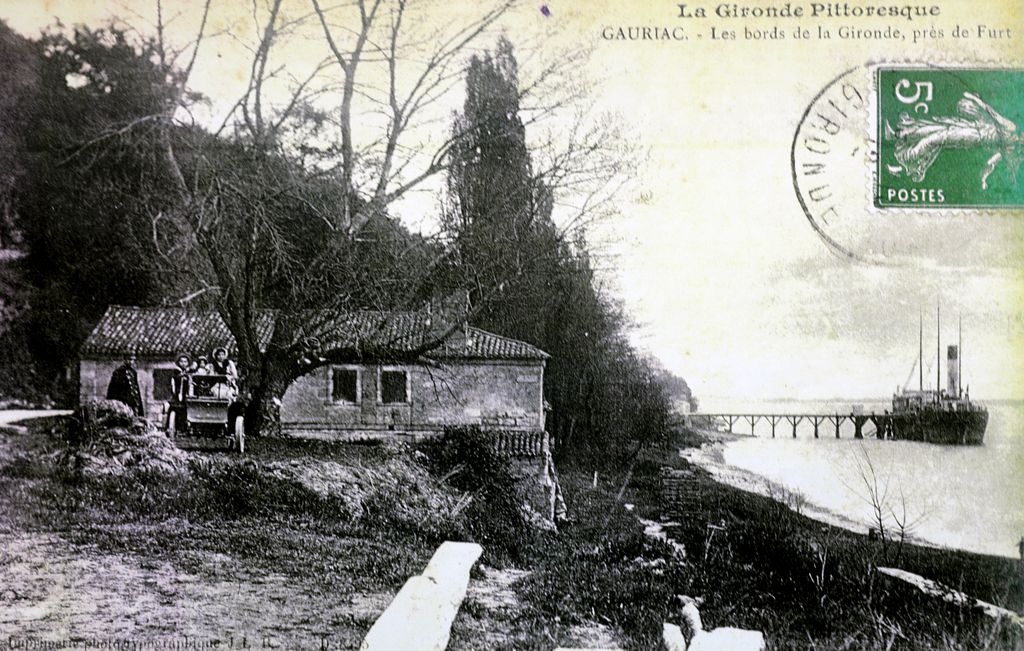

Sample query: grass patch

[2,417,455,592]
[4,418,1022,650]
[518,473,688,650]
[416,427,538,564]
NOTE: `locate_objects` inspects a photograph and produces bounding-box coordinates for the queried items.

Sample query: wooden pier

[674,412,896,439]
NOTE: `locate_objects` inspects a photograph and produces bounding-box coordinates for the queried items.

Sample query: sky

[3,0,1022,401]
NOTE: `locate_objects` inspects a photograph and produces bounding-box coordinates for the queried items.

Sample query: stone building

[79,305,549,441]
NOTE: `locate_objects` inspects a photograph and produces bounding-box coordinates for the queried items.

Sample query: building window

[331,367,359,403]
[379,369,408,404]
[152,368,176,401]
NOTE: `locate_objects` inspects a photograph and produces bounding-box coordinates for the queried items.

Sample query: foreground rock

[679,597,765,651]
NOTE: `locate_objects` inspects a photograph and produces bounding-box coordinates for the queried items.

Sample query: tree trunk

[243,354,292,438]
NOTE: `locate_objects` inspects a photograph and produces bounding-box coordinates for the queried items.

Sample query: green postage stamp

[876,67,1024,209]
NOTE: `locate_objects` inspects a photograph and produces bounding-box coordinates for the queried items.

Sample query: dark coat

[211,358,238,378]
[170,370,191,402]
[106,363,144,416]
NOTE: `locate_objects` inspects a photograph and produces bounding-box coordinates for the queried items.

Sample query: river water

[693,398,1024,558]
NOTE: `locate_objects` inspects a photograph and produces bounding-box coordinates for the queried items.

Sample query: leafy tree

[0,20,38,249]
[12,24,188,389]
[444,37,556,327]
[444,38,677,464]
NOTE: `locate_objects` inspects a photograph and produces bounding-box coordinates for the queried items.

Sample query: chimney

[947,345,959,397]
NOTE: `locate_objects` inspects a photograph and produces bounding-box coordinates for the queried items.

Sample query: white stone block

[688,628,765,651]
[662,622,688,651]
[360,541,483,651]
[679,597,764,651]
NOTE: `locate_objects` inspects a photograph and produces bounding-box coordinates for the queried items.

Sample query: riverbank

[658,425,1024,648]
[679,428,926,546]
[684,420,1024,558]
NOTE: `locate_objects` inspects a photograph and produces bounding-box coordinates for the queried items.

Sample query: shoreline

[680,427,942,550]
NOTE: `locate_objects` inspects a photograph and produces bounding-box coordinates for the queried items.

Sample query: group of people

[104,348,241,422]
[165,347,240,433]
[170,347,239,401]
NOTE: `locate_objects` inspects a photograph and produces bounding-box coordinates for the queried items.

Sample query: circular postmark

[791,62,1024,268]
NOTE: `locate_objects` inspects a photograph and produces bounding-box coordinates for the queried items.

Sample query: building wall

[279,360,545,433]
[81,357,546,435]
[79,358,189,420]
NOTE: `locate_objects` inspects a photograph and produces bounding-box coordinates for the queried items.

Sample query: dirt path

[0,414,417,649]
[449,565,531,649]
[0,409,71,429]
[0,530,391,649]
[0,410,70,469]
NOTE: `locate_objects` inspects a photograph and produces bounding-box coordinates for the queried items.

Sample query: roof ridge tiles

[82,305,548,361]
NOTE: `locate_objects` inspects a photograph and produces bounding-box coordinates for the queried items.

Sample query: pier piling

[785,415,802,438]
[743,415,761,436]
[811,416,826,439]
[854,416,865,439]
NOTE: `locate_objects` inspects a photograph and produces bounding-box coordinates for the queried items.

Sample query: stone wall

[280,360,545,434]
[504,431,563,527]
[82,356,547,438]
[660,466,706,520]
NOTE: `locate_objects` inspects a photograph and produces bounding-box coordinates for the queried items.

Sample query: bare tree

[850,446,926,564]
[60,0,637,436]
[139,0,527,433]
[310,0,514,233]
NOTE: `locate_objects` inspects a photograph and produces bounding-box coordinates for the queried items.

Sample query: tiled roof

[308,310,438,355]
[431,327,549,361]
[80,306,276,357]
[82,306,548,361]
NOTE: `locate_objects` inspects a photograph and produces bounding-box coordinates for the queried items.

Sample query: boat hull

[888,409,988,445]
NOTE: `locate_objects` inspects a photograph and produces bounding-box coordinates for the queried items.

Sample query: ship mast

[936,302,940,401]
[919,310,923,392]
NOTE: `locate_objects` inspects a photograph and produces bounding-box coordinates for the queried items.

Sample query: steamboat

[887,308,988,445]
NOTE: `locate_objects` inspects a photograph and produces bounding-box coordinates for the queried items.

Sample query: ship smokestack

[947,345,959,397]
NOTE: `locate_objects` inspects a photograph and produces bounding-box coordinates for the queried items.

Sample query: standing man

[170,354,192,402]
[165,354,191,434]
[106,354,144,417]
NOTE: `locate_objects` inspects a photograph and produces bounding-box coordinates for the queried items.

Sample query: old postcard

[0,0,1021,649]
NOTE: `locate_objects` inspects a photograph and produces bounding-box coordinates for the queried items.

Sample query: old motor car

[166,373,246,453]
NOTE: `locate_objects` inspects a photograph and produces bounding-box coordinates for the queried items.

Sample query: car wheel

[234,416,245,454]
